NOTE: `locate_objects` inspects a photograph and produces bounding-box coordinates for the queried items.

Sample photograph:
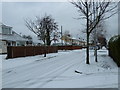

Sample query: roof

[0,23,12,28]
[0,24,28,42]
[61,36,86,43]
[0,32,28,42]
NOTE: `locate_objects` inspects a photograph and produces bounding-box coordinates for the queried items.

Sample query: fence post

[11,46,13,58]
[33,46,35,56]
[24,46,26,57]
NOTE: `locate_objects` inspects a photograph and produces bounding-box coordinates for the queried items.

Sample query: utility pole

[44,21,47,57]
[61,26,63,45]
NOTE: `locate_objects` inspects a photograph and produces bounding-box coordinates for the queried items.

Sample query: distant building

[61,35,86,46]
[0,24,28,53]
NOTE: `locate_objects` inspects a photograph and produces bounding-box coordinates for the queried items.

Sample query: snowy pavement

[1,49,118,88]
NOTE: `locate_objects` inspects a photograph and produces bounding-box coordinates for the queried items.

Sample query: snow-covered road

[2,49,118,88]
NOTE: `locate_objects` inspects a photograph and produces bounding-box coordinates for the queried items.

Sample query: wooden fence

[7,45,83,59]
[7,46,58,59]
[58,45,82,50]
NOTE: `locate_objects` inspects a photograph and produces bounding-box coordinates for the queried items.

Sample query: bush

[108,35,120,67]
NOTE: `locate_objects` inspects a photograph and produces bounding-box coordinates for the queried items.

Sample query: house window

[2,27,12,35]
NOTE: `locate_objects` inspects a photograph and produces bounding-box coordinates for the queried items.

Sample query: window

[2,27,12,34]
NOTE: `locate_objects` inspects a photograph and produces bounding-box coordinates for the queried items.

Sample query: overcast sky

[1,2,118,40]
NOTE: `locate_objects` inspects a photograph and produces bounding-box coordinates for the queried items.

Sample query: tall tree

[98,35,107,49]
[90,20,107,47]
[25,14,58,46]
[71,0,118,64]
[22,35,32,40]
[25,14,58,57]
[22,35,33,46]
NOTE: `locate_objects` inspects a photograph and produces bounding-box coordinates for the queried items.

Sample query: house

[0,24,28,54]
[61,35,86,46]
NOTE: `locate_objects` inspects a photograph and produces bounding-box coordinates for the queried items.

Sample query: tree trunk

[95,48,97,62]
[44,48,46,57]
[46,38,51,45]
[86,34,90,64]
[46,30,51,46]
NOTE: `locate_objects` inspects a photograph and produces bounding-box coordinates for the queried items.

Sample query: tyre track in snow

[85,83,118,88]
[23,50,84,88]
[3,52,73,81]
[28,53,85,88]
[3,50,84,88]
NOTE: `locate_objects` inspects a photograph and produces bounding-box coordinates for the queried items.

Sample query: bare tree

[71,0,118,64]
[25,14,58,46]
[22,35,33,46]
[22,35,32,40]
[52,30,61,44]
[90,20,107,47]
[25,14,58,57]
[98,35,107,49]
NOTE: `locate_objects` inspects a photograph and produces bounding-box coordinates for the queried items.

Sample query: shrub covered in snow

[108,35,120,67]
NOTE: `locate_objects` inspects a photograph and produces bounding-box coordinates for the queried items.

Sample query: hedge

[108,35,120,67]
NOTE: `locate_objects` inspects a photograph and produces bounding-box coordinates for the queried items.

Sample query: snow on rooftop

[0,33,28,42]
[0,24,12,28]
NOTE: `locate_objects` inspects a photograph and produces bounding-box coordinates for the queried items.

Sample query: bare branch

[25,14,59,45]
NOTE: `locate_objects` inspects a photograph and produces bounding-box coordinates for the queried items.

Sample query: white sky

[1,2,119,40]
